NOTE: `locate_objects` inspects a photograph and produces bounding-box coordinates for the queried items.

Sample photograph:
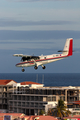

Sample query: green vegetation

[39,109,45,115]
[48,99,71,118]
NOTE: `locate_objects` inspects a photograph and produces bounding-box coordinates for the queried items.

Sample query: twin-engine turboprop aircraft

[13,38,73,72]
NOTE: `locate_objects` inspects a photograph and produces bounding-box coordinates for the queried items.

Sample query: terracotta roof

[0,113,24,117]
[0,80,17,85]
[0,118,3,120]
[21,81,42,85]
[25,116,58,120]
[0,114,58,120]
[39,116,58,120]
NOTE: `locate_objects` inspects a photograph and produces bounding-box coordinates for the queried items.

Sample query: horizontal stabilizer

[58,50,74,52]
[58,50,68,52]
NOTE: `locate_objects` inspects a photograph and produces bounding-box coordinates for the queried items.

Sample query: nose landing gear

[22,68,25,72]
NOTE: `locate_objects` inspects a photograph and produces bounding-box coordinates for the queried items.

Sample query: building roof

[0,118,3,120]
[20,81,42,85]
[0,80,17,85]
[24,116,58,120]
[39,116,58,120]
[0,114,58,120]
[0,113,24,117]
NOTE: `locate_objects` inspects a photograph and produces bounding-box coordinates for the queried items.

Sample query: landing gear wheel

[42,66,46,69]
[34,66,38,70]
[22,68,25,72]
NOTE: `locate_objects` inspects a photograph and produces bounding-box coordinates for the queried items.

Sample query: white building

[0,80,80,115]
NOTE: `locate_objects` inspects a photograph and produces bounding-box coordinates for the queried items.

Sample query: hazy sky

[0,0,80,73]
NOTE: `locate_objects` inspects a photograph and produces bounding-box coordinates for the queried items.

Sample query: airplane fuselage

[16,54,67,67]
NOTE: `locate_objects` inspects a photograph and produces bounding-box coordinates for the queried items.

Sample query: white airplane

[13,38,73,72]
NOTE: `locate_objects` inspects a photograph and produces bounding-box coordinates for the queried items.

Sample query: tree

[39,109,45,115]
[48,108,54,116]
[53,99,71,119]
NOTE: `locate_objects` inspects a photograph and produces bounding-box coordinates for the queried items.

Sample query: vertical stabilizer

[62,38,73,56]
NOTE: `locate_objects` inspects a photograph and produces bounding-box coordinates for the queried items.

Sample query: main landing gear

[34,65,46,70]
[34,66,38,70]
[42,65,46,69]
[21,65,46,71]
[22,68,25,72]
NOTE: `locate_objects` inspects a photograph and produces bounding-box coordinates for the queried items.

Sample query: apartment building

[0,79,80,115]
[0,80,17,112]
[8,81,80,115]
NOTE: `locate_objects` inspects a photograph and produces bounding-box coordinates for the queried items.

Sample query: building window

[47,96,56,101]
[43,97,47,102]
[48,97,52,101]
[52,96,56,101]
[60,96,65,101]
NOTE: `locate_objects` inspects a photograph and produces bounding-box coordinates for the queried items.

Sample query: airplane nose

[16,63,22,67]
[16,64,17,67]
[16,63,19,67]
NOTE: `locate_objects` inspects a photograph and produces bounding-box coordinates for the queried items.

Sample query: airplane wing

[13,54,40,59]
[13,54,31,57]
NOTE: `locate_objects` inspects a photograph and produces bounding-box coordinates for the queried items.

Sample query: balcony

[68,94,78,96]
[68,108,80,113]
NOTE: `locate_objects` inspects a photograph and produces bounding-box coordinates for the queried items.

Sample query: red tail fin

[68,39,73,56]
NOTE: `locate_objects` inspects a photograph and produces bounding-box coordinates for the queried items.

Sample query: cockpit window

[21,57,30,61]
